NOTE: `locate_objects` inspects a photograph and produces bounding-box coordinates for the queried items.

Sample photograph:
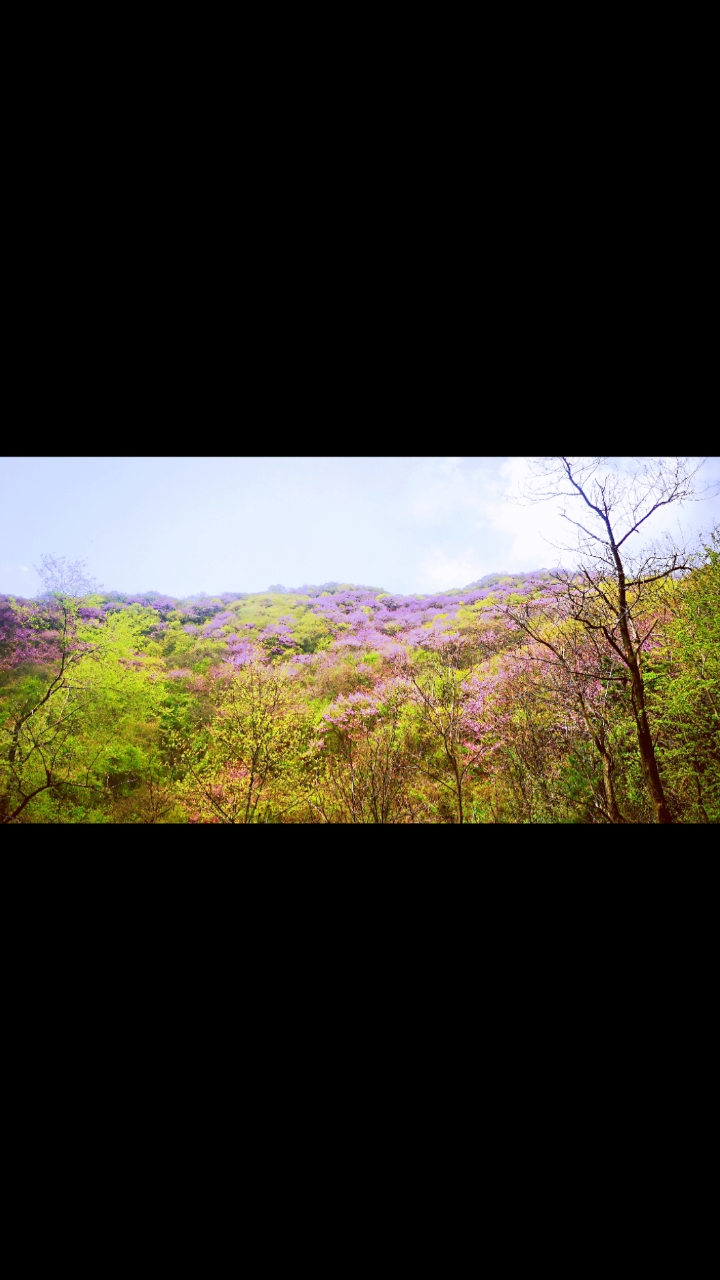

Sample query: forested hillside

[2,542,718,823]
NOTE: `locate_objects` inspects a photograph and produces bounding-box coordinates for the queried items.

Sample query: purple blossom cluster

[225,639,262,667]
[0,596,64,669]
[278,581,546,664]
[180,579,555,672]
[0,577,557,677]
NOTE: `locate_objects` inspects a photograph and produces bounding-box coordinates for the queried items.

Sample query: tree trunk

[450,753,464,824]
[577,705,624,824]
[612,549,673,824]
[633,691,673,823]
[600,749,624,823]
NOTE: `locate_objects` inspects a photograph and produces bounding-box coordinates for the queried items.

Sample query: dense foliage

[2,544,718,823]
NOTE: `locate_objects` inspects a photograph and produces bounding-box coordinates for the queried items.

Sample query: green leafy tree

[399,636,478,824]
[308,681,415,823]
[173,664,309,823]
[647,528,720,821]
[0,558,99,822]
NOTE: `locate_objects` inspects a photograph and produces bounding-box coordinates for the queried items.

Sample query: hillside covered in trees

[2,541,718,823]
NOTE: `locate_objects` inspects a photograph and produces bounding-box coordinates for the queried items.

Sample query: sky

[1,456,718,598]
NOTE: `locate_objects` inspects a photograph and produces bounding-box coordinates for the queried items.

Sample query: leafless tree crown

[34,555,101,600]
[517,456,709,582]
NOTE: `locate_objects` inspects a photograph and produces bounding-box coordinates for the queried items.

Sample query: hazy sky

[1,456,718,598]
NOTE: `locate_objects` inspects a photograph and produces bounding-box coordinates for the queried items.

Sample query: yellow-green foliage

[3,546,719,823]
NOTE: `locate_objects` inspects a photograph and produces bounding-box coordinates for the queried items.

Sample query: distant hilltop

[266,572,552,596]
[266,582,386,596]
[3,572,554,609]
[459,570,552,591]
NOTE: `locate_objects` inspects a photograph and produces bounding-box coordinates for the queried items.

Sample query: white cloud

[416,548,491,591]
[483,456,720,567]
[477,457,568,567]
[410,459,565,588]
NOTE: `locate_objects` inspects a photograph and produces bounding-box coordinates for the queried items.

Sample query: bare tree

[515,457,709,823]
[34,554,100,600]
